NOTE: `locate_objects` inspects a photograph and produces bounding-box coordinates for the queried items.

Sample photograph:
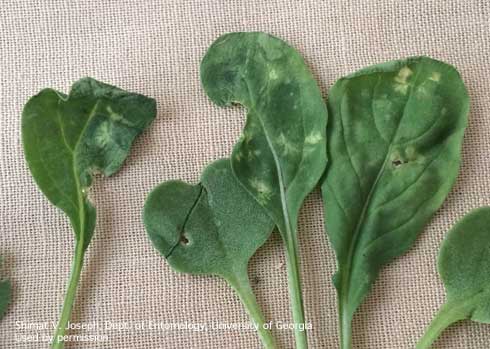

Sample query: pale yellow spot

[429,72,441,82]
[389,150,401,163]
[305,131,323,145]
[393,66,413,95]
[416,85,429,98]
[406,146,417,160]
[94,122,111,147]
[106,106,123,122]
[276,133,298,156]
[395,66,413,84]
[249,178,272,204]
[269,69,278,80]
[394,84,409,94]
[441,107,447,115]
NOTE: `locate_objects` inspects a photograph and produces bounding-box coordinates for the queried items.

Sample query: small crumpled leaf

[144,158,274,278]
[321,56,469,348]
[22,77,156,249]
[417,207,490,348]
[22,78,156,348]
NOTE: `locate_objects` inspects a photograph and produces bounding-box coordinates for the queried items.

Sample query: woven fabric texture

[1,1,489,348]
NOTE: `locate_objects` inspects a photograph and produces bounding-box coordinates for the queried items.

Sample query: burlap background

[1,1,489,348]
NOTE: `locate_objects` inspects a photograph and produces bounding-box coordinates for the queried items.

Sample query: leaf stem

[229,270,277,349]
[51,240,85,349]
[416,301,468,349]
[284,229,308,349]
[339,300,352,349]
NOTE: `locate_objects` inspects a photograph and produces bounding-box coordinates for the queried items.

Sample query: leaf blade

[418,207,490,348]
[201,32,328,236]
[144,159,275,278]
[322,57,469,345]
[22,78,156,247]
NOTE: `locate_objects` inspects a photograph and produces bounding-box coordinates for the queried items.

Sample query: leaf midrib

[68,99,100,242]
[240,60,296,240]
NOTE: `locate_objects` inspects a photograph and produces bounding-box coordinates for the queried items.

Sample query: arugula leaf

[201,32,328,348]
[417,207,490,348]
[144,159,276,348]
[0,257,11,320]
[22,78,156,348]
[321,57,469,348]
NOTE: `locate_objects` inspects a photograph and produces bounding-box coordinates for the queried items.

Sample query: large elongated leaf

[201,32,327,236]
[417,207,490,348]
[201,32,328,348]
[22,78,156,348]
[144,159,276,348]
[321,57,469,348]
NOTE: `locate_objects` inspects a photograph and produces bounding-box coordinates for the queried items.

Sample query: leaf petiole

[417,301,469,349]
[228,269,277,349]
[51,241,85,349]
[284,232,308,349]
[339,301,352,349]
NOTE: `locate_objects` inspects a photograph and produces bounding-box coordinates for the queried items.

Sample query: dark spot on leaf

[180,235,190,246]
[392,159,408,168]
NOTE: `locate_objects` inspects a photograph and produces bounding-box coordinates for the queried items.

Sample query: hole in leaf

[392,159,408,168]
[180,235,190,246]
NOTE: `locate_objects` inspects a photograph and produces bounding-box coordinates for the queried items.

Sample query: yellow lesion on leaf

[394,66,413,95]
[429,72,441,82]
[269,69,279,80]
[94,121,111,147]
[305,131,323,145]
[249,178,273,204]
[276,132,298,156]
[106,106,123,122]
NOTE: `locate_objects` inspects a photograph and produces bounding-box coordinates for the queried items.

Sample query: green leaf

[321,57,469,348]
[201,32,328,348]
[0,257,11,320]
[417,207,490,348]
[144,159,276,348]
[22,78,156,348]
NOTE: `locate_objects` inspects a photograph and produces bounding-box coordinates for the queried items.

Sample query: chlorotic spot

[249,178,272,204]
[269,69,279,80]
[305,131,323,145]
[429,72,441,82]
[394,66,413,95]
